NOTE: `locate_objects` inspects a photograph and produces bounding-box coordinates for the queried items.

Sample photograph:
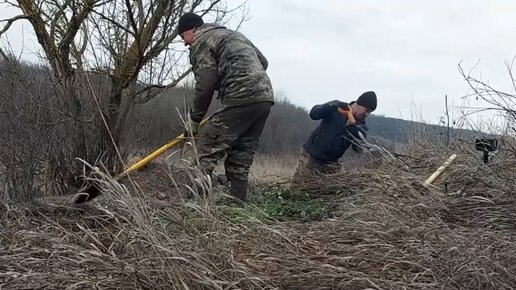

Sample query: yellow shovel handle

[337,107,356,125]
[119,117,209,178]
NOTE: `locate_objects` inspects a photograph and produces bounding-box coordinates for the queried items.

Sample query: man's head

[178,12,204,46]
[352,91,377,121]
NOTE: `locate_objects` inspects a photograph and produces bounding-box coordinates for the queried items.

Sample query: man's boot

[230,180,248,202]
[216,174,228,186]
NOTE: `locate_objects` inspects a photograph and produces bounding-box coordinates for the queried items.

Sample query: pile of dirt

[121,162,186,203]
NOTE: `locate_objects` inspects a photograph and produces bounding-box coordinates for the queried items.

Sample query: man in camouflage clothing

[178,12,274,201]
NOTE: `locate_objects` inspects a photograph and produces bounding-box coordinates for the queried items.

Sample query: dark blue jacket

[303,101,368,162]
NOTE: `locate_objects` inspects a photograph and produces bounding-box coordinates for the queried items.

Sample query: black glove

[345,124,360,138]
[327,100,349,111]
[351,124,369,153]
[345,123,367,140]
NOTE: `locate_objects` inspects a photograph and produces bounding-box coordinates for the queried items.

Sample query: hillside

[124,87,482,154]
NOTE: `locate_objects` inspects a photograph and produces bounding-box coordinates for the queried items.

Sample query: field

[1,1,515,288]
[1,140,516,290]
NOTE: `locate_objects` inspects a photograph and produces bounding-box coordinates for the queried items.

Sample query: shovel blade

[72,183,101,204]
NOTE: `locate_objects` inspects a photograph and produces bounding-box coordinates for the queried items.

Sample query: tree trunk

[97,76,137,172]
[57,73,89,187]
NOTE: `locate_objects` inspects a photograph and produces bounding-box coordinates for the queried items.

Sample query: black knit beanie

[178,12,204,34]
[356,91,377,111]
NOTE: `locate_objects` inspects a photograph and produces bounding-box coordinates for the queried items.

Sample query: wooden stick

[423,154,457,188]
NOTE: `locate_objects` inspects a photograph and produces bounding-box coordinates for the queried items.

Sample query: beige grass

[1,140,516,289]
[249,153,300,183]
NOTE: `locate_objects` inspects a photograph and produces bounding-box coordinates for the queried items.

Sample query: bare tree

[0,0,102,185]
[0,0,246,191]
[458,60,516,156]
[0,0,245,196]
[459,61,516,133]
[86,0,232,154]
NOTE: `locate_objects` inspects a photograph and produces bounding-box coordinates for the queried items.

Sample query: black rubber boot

[230,180,248,202]
[216,174,228,186]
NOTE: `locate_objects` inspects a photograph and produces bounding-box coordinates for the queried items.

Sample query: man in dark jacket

[178,12,274,201]
[292,91,377,182]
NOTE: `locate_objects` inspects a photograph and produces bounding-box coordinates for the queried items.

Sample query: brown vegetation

[1,9,515,287]
[1,137,516,289]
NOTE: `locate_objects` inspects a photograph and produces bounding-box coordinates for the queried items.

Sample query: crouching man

[292,91,377,183]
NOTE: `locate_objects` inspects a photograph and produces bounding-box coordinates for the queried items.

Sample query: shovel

[72,117,209,204]
[338,107,397,161]
[337,106,356,125]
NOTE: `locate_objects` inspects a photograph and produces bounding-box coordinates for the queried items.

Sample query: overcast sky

[2,0,516,125]
[228,0,516,125]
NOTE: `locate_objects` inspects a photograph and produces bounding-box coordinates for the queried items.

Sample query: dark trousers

[196,101,272,185]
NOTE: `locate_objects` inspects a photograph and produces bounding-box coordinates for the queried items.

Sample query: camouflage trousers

[196,101,272,184]
[291,149,341,186]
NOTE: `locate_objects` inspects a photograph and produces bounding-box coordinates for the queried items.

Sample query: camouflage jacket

[189,23,274,122]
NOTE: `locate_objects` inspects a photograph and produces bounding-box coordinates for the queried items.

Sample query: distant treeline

[124,87,480,155]
[0,59,479,161]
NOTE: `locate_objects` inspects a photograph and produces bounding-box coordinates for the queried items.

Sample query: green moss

[255,189,329,221]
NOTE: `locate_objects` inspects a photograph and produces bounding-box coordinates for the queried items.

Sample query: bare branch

[135,0,144,31]
[124,0,139,37]
[77,23,89,56]
[0,47,8,61]
[505,56,516,95]
[0,14,31,38]
[49,0,73,41]
[90,9,135,37]
[17,0,61,74]
[58,0,96,56]
[133,67,192,104]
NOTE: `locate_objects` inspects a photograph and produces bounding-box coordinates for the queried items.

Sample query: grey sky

[2,1,516,125]
[229,0,516,124]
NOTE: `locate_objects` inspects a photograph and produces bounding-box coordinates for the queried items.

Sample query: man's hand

[183,115,200,138]
[346,123,368,138]
[310,100,349,120]
[327,100,349,111]
[346,124,360,137]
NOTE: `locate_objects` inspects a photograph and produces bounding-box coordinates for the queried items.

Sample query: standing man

[178,12,274,201]
[292,92,377,183]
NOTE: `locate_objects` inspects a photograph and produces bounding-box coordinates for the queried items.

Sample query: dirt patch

[120,162,195,204]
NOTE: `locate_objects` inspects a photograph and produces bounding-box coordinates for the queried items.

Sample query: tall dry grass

[1,138,516,289]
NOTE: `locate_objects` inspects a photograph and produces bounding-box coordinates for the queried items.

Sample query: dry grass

[1,141,516,289]
[250,153,300,183]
